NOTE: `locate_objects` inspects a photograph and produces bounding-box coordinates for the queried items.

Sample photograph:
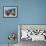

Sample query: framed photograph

[3,6,17,18]
[18,24,46,42]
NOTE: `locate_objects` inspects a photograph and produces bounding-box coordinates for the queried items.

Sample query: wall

[18,0,46,24]
[0,0,18,44]
[0,0,46,44]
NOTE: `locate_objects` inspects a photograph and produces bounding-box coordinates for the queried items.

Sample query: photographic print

[18,24,46,41]
[4,6,17,17]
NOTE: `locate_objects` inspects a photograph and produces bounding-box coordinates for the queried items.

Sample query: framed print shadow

[3,6,17,18]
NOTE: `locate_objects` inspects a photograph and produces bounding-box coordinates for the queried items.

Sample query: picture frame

[18,24,46,42]
[3,6,17,18]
